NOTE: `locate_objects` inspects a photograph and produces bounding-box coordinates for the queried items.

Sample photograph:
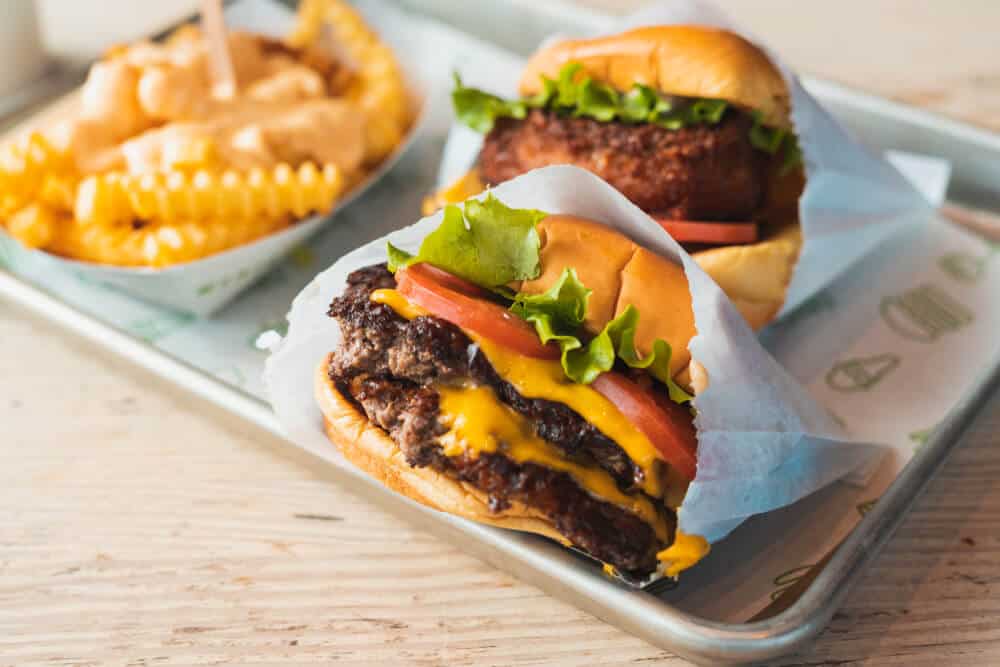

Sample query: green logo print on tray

[938,243,998,283]
[880,284,973,342]
[856,498,879,517]
[126,312,195,343]
[909,424,937,451]
[770,564,815,601]
[826,353,901,392]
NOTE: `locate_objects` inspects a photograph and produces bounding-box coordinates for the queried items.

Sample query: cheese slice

[369,285,716,573]
[371,288,668,499]
[437,384,670,542]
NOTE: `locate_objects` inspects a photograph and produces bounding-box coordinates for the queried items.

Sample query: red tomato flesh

[414,263,492,299]
[592,372,698,481]
[396,264,559,360]
[653,218,759,245]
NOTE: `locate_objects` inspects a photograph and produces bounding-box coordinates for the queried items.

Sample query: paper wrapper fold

[437,0,935,320]
[264,164,884,548]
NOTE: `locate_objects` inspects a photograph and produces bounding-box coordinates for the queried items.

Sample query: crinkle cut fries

[0,0,412,268]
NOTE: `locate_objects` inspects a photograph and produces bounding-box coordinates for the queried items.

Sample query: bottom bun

[315,357,568,544]
[693,222,802,330]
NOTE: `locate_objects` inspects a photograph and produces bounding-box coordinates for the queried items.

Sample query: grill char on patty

[343,373,661,573]
[326,264,673,575]
[328,265,650,492]
[479,108,769,221]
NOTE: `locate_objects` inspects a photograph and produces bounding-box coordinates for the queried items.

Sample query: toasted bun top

[519,25,790,129]
[518,215,696,377]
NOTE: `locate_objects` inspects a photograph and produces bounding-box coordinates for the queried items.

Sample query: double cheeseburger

[317,194,711,579]
[432,26,805,329]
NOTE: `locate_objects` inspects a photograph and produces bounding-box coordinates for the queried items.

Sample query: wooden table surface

[3,2,1000,665]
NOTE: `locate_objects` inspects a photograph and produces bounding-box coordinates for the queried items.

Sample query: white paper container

[0,0,426,316]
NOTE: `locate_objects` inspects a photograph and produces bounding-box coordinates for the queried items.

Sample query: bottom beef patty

[326,264,674,575]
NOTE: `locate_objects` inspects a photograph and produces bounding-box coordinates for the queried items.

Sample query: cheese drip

[370,286,714,574]
[437,385,670,542]
[657,531,710,577]
[371,287,667,499]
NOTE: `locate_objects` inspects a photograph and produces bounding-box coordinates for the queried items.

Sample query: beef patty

[326,264,674,575]
[479,108,768,221]
[328,265,652,492]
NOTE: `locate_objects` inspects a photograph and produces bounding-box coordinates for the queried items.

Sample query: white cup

[0,0,49,96]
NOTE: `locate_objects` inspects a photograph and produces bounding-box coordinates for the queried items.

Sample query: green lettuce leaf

[688,98,729,124]
[451,62,729,134]
[621,84,661,123]
[524,74,557,108]
[779,136,803,176]
[554,63,583,109]
[574,77,621,122]
[749,110,787,153]
[509,267,590,332]
[510,268,592,373]
[749,110,803,175]
[451,63,801,171]
[510,268,693,402]
[386,193,547,286]
[386,242,414,273]
[451,72,527,133]
[602,306,693,403]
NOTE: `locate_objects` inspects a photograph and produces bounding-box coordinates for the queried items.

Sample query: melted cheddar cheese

[372,288,425,319]
[471,338,666,499]
[437,385,670,542]
[370,286,710,572]
[420,168,486,216]
[371,288,667,499]
[657,531,710,577]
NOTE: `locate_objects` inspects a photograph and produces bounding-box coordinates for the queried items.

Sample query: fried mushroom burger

[430,25,806,329]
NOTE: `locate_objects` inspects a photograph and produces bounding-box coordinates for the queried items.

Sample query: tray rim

[2,1,1000,663]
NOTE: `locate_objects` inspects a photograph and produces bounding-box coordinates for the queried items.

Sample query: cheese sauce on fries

[0,0,412,267]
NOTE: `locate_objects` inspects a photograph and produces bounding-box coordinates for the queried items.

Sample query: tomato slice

[592,372,698,481]
[653,218,758,245]
[414,263,492,299]
[396,264,559,360]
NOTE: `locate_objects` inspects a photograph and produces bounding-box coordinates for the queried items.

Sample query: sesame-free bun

[694,223,801,330]
[519,25,791,129]
[315,358,568,543]
[518,215,697,378]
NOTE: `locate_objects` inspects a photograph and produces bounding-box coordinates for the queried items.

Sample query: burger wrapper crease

[439,0,935,318]
[264,165,885,552]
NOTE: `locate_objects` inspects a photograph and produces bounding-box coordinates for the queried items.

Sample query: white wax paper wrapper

[0,0,425,317]
[437,0,935,318]
[264,165,882,548]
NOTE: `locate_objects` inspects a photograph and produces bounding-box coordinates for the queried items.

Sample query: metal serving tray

[3,1,999,663]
